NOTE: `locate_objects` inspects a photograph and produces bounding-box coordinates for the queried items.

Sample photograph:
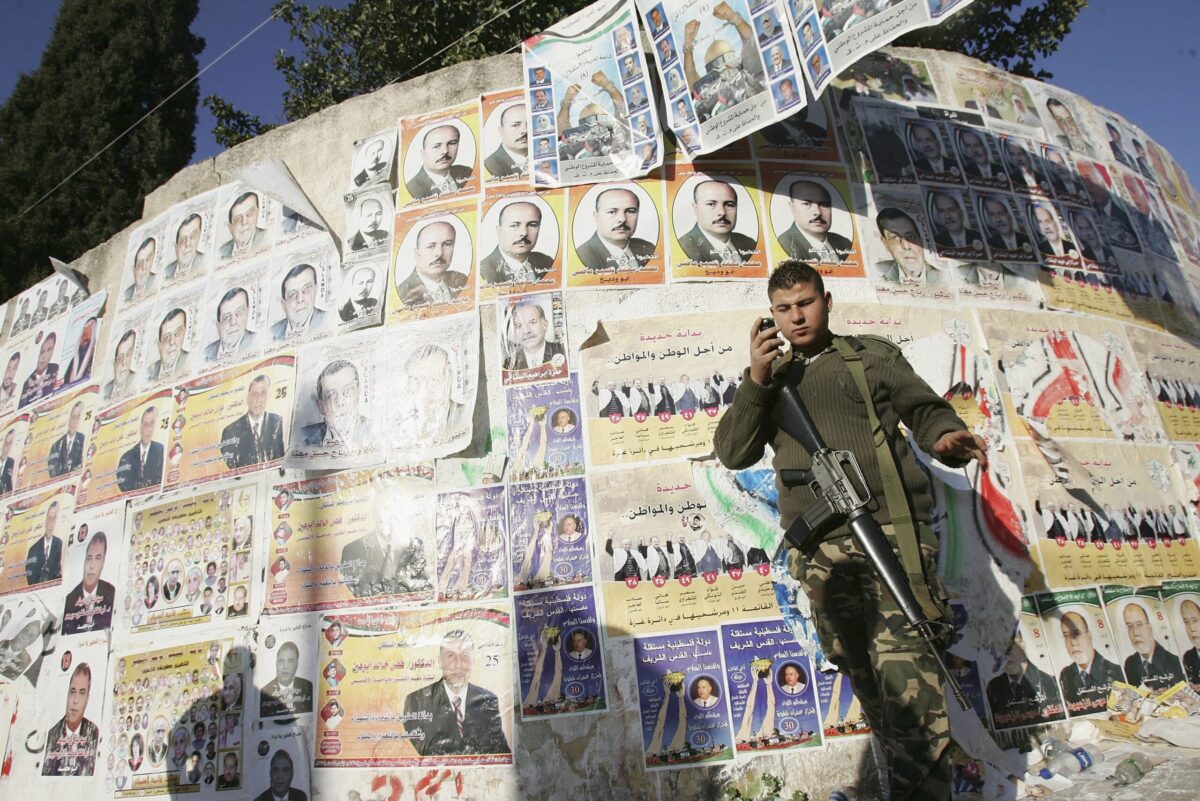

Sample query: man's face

[65,671,90,727]
[351,268,375,301]
[1073,213,1100,248]
[1123,604,1154,658]
[499,105,528,154]
[769,282,832,352]
[651,9,663,28]
[802,23,813,43]
[595,189,639,246]
[1080,166,1109,206]
[790,182,832,237]
[282,268,317,327]
[159,313,186,365]
[1005,142,1031,170]
[984,199,1012,236]
[45,503,59,537]
[217,292,249,348]
[233,516,250,544]
[933,194,964,234]
[693,181,739,238]
[270,755,293,796]
[114,335,135,378]
[421,125,460,173]
[176,219,202,266]
[228,196,259,248]
[1181,601,1200,649]
[3,356,17,385]
[134,241,156,283]
[960,132,987,165]
[37,336,54,372]
[781,81,796,101]
[1034,207,1058,241]
[276,648,298,685]
[366,141,384,167]
[770,47,783,70]
[1050,105,1080,140]
[68,403,83,435]
[173,729,188,757]
[1,430,13,457]
[415,222,456,279]
[783,665,801,686]
[82,537,105,592]
[439,638,473,687]
[140,409,157,445]
[1060,614,1094,667]
[512,304,549,352]
[497,202,541,258]
[247,379,269,417]
[912,125,941,160]
[360,200,383,234]
[318,367,359,428]
[223,755,237,780]
[880,215,926,272]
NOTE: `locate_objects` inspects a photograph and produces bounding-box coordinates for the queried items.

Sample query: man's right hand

[748,318,783,386]
[683,19,700,50]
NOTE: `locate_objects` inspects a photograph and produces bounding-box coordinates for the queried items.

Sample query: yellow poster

[0,412,31,502]
[77,388,174,509]
[397,101,482,209]
[476,188,566,301]
[665,161,768,281]
[18,384,98,494]
[564,179,667,288]
[163,355,295,490]
[387,198,479,325]
[1125,325,1200,442]
[0,481,75,596]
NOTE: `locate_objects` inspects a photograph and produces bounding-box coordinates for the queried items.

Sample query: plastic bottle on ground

[1038,743,1104,778]
[1112,752,1152,786]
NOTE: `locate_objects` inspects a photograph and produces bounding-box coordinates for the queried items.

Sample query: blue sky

[1,0,1197,182]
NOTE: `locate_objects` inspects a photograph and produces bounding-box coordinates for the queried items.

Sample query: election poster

[263,467,436,615]
[75,388,173,509]
[477,189,567,300]
[253,614,320,722]
[762,162,864,279]
[56,291,104,394]
[314,607,513,767]
[263,239,341,348]
[21,384,97,494]
[591,461,778,637]
[860,185,954,304]
[101,305,157,408]
[387,197,479,325]
[349,128,397,191]
[498,291,569,386]
[515,586,607,719]
[397,101,482,208]
[509,477,592,593]
[1160,580,1200,691]
[120,482,260,636]
[1101,585,1188,693]
[119,220,167,311]
[565,179,668,288]
[213,183,278,270]
[0,481,76,597]
[156,189,219,293]
[244,723,310,801]
[163,355,296,489]
[144,283,207,390]
[750,90,840,164]
[1035,588,1123,717]
[1126,324,1200,442]
[665,161,768,281]
[980,596,1066,731]
[580,310,747,466]
[720,620,823,757]
[58,502,124,637]
[480,87,530,188]
[0,413,29,501]
[435,485,509,603]
[194,255,274,372]
[940,62,1042,131]
[506,374,586,482]
[634,629,735,769]
[523,0,661,186]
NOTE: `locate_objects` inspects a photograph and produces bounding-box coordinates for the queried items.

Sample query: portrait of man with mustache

[576,186,656,271]
[678,178,756,265]
[406,122,475,202]
[480,200,554,285]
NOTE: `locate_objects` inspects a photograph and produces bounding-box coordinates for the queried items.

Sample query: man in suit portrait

[484,103,528,181]
[252,750,307,801]
[777,179,853,265]
[396,221,469,307]
[1121,602,1185,691]
[339,265,379,322]
[0,351,19,408]
[220,375,286,470]
[259,641,314,718]
[0,428,15,495]
[338,496,430,598]
[985,631,1064,725]
[503,300,564,372]
[348,197,388,253]
[271,263,327,341]
[402,630,510,756]
[48,401,85,477]
[929,190,982,251]
[145,307,190,382]
[871,208,945,286]
[26,499,63,585]
[1057,611,1123,707]
[981,195,1032,255]
[40,663,99,776]
[164,213,204,282]
[907,122,953,176]
[300,359,372,451]
[204,287,258,362]
[1179,599,1200,687]
[61,532,115,634]
[956,128,1005,181]
[353,137,391,187]
[219,191,266,259]
[679,179,757,264]
[102,329,137,401]
[406,123,474,202]
[1068,208,1116,266]
[116,405,164,492]
[576,187,656,271]
[1078,161,1139,250]
[479,200,554,285]
[20,331,60,408]
[125,236,158,303]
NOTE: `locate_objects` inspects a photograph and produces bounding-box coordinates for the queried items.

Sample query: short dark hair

[159,308,186,339]
[88,531,108,554]
[280,263,316,299]
[227,192,259,222]
[768,260,824,297]
[71,661,92,686]
[876,207,917,236]
[216,286,249,322]
[116,328,137,352]
[177,213,203,240]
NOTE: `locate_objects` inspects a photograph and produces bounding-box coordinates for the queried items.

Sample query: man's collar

[699,228,735,252]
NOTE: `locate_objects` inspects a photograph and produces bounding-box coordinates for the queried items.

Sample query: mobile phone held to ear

[758,317,775,334]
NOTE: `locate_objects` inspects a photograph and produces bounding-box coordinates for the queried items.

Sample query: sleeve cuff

[735,367,778,407]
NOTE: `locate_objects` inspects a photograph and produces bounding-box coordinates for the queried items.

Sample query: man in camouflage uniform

[714,261,987,801]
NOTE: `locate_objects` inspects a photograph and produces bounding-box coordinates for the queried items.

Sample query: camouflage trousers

[793,524,952,801]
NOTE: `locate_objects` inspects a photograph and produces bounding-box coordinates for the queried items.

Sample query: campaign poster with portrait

[980,596,1066,731]
[1035,588,1123,717]
[245,723,309,801]
[498,291,569,386]
[523,0,660,186]
[144,284,206,389]
[0,593,55,685]
[58,502,124,637]
[974,190,1039,264]
[0,413,29,501]
[75,388,173,509]
[565,179,667,288]
[1126,325,1200,442]
[477,189,566,300]
[0,482,75,597]
[509,477,591,593]
[1102,585,1187,693]
[4,631,108,791]
[580,309,748,466]
[349,128,397,191]
[314,607,513,767]
[162,356,296,489]
[56,291,104,394]
[120,482,259,636]
[101,305,156,407]
[380,312,480,464]
[851,98,916,185]
[286,329,384,471]
[975,309,1164,444]
[1023,199,1082,270]
[343,185,396,264]
[13,318,70,412]
[859,186,955,304]
[196,255,273,371]
[1074,158,1142,254]
[515,586,606,719]
[634,629,734,769]
[814,670,870,740]
[397,101,482,208]
[480,87,530,187]
[1022,79,1096,158]
[435,486,508,604]
[762,163,864,279]
[505,374,586,482]
[923,185,986,262]
[387,198,478,325]
[263,467,436,615]
[16,384,96,494]
[104,637,248,799]
[1160,580,1200,691]
[900,117,964,187]
[941,63,1042,131]
[591,461,778,638]
[950,124,1011,192]
[264,239,340,348]
[254,615,319,722]
[212,184,277,269]
[666,162,768,281]
[118,220,167,311]
[1117,168,1181,263]
[720,620,823,757]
